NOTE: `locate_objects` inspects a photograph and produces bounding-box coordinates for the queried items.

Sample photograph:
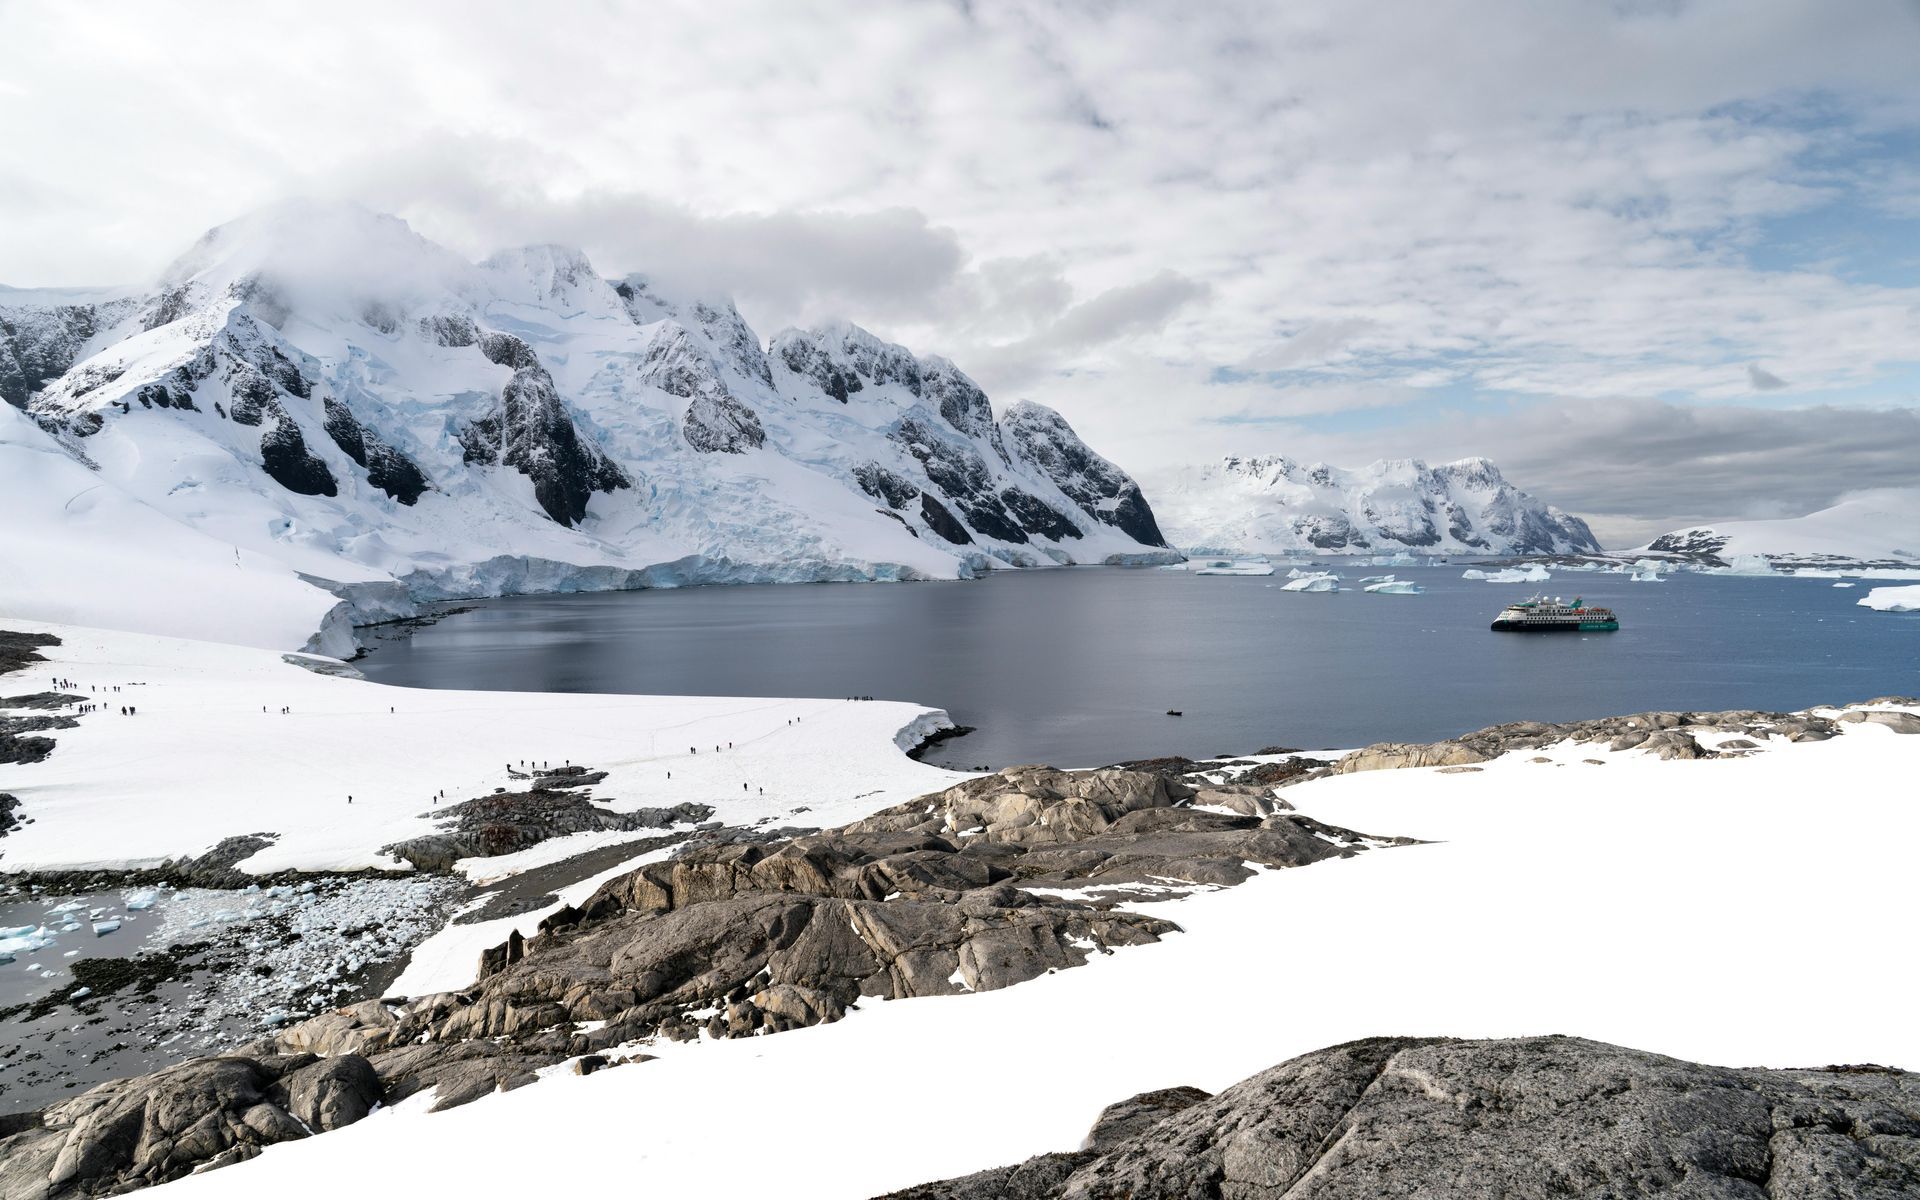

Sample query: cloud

[2,0,1919,530]
[1292,398,1920,547]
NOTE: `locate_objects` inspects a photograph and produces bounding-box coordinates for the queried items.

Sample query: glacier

[1147,454,1600,558]
[0,202,1176,651]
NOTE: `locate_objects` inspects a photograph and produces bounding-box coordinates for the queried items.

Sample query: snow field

[165,706,1920,1200]
[0,623,972,875]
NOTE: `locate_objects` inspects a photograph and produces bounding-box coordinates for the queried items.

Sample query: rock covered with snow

[1149,454,1600,557]
[2,203,1175,651]
[1641,488,1920,570]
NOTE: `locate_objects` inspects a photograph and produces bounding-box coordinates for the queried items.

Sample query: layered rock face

[1151,453,1599,556]
[883,1035,1920,1199]
[6,203,1174,628]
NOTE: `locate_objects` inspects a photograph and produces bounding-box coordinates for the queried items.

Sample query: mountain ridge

[1148,453,1600,557]
[0,203,1177,651]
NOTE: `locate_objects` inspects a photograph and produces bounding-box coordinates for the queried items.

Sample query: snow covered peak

[1639,488,1920,567]
[158,201,474,306]
[1153,453,1599,556]
[4,205,1177,647]
[480,244,621,313]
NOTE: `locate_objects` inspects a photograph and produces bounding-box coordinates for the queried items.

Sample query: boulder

[880,1035,1920,1199]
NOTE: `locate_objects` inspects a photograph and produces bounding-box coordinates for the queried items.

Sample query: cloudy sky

[3,0,1918,543]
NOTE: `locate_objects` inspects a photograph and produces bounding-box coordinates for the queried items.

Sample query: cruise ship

[1490,595,1620,632]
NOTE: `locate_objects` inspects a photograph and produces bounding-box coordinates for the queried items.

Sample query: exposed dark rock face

[776,332,863,401]
[322,398,429,504]
[1,711,76,764]
[920,493,973,545]
[1648,526,1732,563]
[459,332,629,525]
[854,463,922,510]
[417,312,478,348]
[893,415,1033,544]
[383,788,714,872]
[921,357,1001,448]
[1003,401,1169,547]
[0,299,137,409]
[637,323,769,454]
[0,791,20,837]
[257,418,337,497]
[882,1035,1920,1199]
[682,392,767,454]
[1335,707,1856,774]
[0,630,60,676]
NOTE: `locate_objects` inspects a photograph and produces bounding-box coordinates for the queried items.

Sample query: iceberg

[1359,575,1396,584]
[92,919,122,936]
[125,889,160,911]
[1192,559,1275,577]
[1462,564,1551,583]
[1281,573,1339,592]
[1364,580,1425,594]
[1859,584,1920,613]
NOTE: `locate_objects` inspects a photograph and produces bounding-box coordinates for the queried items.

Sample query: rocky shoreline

[3,676,1917,1195]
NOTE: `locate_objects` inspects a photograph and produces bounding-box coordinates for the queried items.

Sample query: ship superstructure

[1490,595,1620,632]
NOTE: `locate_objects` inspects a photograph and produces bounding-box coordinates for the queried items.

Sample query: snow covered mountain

[0,203,1173,650]
[1148,455,1600,557]
[1638,488,1920,568]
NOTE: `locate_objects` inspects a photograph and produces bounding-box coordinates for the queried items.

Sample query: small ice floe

[1364,580,1425,594]
[125,889,160,911]
[1,925,56,959]
[1359,574,1396,585]
[1833,582,1855,588]
[45,900,86,915]
[70,987,91,999]
[91,919,122,936]
[1281,572,1339,592]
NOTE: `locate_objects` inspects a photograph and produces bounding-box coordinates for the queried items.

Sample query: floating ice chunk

[1280,573,1339,592]
[1462,565,1551,583]
[1717,554,1777,576]
[1833,582,1855,588]
[0,926,56,957]
[1364,580,1425,594]
[1359,575,1395,584]
[1630,570,1665,583]
[125,889,160,911]
[91,920,121,936]
[46,901,86,915]
[1859,584,1920,612]
[1192,559,1274,576]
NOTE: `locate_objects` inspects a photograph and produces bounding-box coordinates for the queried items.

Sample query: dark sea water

[358,564,1920,769]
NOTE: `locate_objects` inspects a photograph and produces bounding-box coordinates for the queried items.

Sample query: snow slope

[1640,488,1920,568]
[0,203,1174,651]
[164,704,1920,1199]
[0,622,970,875]
[1148,454,1599,556]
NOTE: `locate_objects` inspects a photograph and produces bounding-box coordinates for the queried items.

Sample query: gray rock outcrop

[1336,707,1860,774]
[882,1035,1920,1199]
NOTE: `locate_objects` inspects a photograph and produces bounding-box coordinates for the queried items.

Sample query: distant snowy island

[1148,454,1601,559]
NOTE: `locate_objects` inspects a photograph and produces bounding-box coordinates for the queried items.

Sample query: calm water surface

[359,565,1920,769]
